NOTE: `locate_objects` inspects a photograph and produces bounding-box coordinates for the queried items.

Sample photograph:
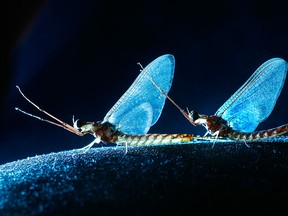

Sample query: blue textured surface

[1,139,288,215]
[216,58,288,132]
[103,54,175,134]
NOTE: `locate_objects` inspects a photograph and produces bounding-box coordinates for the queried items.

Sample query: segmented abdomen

[228,124,288,141]
[115,133,195,146]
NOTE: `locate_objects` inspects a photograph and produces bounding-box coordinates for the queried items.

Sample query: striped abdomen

[114,133,197,146]
[227,124,288,141]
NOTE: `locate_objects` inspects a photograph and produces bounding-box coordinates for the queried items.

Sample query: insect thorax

[95,121,121,143]
[206,115,232,135]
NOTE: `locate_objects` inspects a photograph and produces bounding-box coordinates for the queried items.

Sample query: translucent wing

[215,58,288,132]
[103,54,175,135]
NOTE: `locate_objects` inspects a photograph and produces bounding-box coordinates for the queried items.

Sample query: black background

[1,0,288,164]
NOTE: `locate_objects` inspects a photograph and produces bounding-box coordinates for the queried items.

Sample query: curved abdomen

[227,124,288,141]
[115,133,197,146]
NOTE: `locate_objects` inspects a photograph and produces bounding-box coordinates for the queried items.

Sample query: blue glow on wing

[216,58,288,132]
[103,54,175,134]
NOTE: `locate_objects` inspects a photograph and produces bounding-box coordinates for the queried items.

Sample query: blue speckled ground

[1,139,288,215]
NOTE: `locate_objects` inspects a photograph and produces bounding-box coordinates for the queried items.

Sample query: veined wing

[103,54,175,135]
[215,58,288,132]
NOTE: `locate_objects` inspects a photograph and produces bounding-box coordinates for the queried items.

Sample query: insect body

[150,57,288,142]
[16,54,206,151]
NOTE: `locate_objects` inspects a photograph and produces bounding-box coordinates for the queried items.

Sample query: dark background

[1,0,288,165]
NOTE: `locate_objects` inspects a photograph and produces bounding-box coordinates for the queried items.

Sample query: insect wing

[215,58,288,132]
[103,54,175,134]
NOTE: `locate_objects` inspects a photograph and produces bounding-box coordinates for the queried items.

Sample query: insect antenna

[147,77,197,126]
[15,86,83,136]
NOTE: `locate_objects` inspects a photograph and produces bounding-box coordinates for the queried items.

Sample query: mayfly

[150,57,288,141]
[16,54,204,151]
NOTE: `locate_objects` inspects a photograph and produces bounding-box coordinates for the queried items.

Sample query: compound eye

[73,119,85,131]
[190,110,200,121]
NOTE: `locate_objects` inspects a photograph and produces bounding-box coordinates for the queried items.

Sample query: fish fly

[149,57,288,142]
[15,54,206,151]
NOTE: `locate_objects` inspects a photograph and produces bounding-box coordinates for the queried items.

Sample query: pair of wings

[216,58,288,132]
[101,55,288,135]
[103,54,175,135]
